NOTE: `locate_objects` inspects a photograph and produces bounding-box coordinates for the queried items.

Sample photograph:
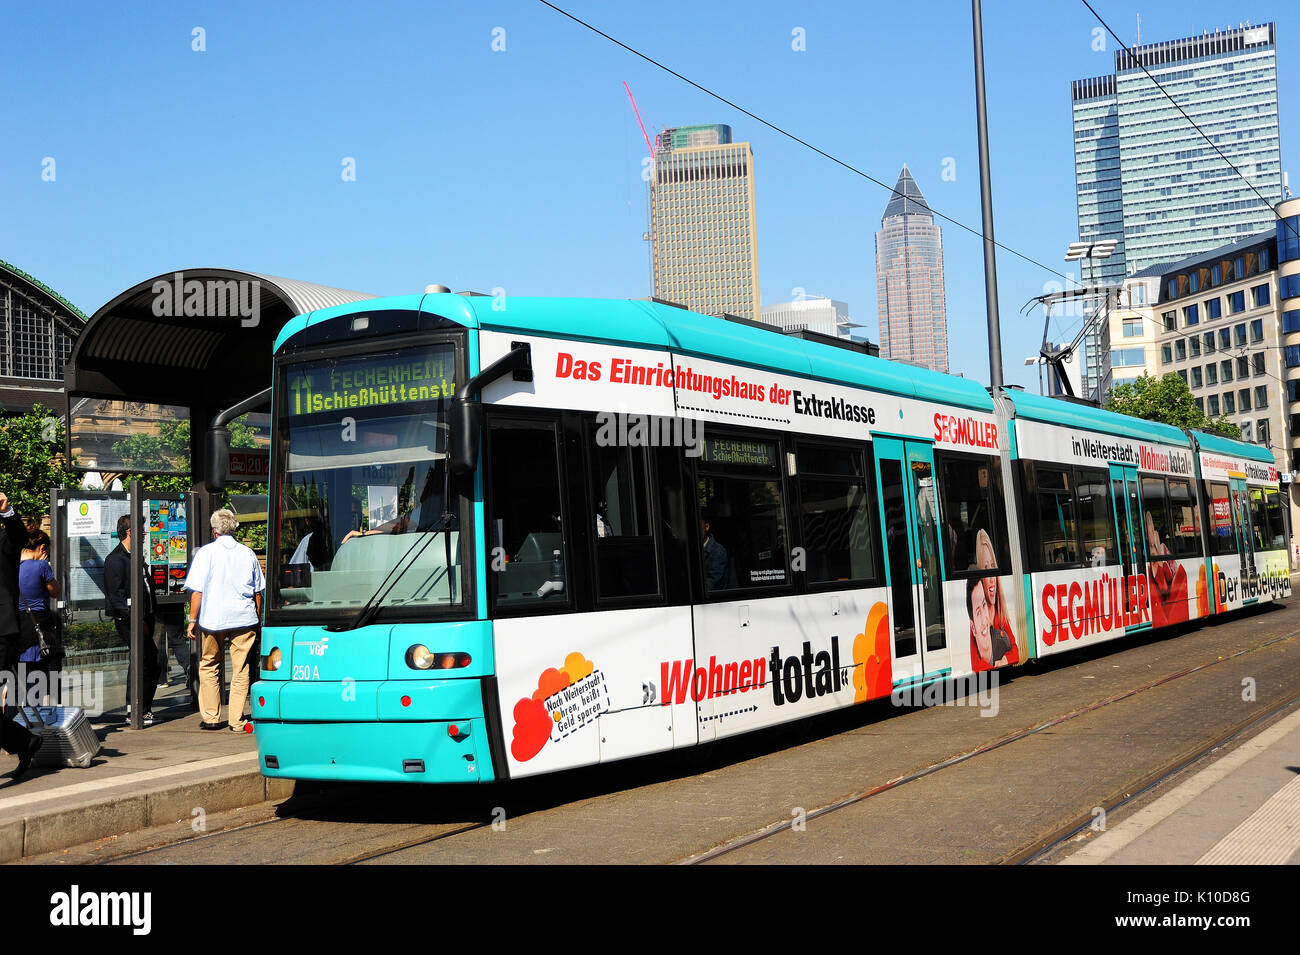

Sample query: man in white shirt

[185,509,265,732]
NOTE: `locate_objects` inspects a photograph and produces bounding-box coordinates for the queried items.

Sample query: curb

[0,762,296,863]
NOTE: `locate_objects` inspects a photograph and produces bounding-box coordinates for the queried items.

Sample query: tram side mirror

[206,426,231,492]
[449,402,482,476]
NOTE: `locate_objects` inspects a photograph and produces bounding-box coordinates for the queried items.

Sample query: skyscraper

[650,124,761,321]
[875,165,949,373]
[1071,23,1282,400]
[1071,23,1282,279]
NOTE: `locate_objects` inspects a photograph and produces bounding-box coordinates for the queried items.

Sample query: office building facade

[1073,23,1282,397]
[1072,23,1283,278]
[875,165,948,373]
[650,125,761,321]
[1099,215,1300,535]
[1276,198,1300,482]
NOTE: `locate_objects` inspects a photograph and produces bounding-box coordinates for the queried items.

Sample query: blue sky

[4,0,1296,388]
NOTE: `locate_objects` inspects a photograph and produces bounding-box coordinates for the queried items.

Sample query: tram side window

[1208,481,1235,556]
[1028,464,1080,569]
[795,442,878,587]
[935,451,1009,577]
[1262,487,1287,549]
[589,438,660,601]
[1248,487,1271,551]
[1168,479,1202,558]
[695,434,789,593]
[1141,477,1174,561]
[486,419,570,611]
[1076,467,1116,566]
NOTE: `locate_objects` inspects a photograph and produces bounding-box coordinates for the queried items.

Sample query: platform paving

[1058,706,1300,865]
[0,668,287,862]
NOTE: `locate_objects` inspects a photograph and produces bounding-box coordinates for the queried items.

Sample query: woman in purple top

[18,530,61,673]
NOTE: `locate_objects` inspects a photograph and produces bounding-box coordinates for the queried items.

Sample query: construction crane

[623,82,656,158]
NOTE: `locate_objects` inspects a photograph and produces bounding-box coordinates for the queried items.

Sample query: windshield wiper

[325,511,456,632]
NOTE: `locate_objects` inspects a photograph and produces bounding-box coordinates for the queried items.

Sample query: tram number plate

[291,664,320,681]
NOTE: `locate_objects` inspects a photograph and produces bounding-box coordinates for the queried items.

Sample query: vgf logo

[294,636,329,657]
[50,885,152,935]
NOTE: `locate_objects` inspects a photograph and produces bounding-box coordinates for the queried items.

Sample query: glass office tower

[1072,22,1282,397]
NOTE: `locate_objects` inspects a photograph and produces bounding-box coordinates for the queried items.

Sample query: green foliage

[64,621,124,651]
[1104,374,1242,439]
[0,405,81,518]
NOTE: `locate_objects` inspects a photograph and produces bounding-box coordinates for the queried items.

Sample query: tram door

[873,437,951,689]
[1228,477,1258,585]
[1108,464,1148,629]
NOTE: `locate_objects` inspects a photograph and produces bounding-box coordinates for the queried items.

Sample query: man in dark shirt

[0,492,41,777]
[104,514,160,724]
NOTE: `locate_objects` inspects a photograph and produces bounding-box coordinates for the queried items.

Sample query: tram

[246,292,1290,783]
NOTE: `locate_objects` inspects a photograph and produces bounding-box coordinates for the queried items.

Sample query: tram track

[334,821,491,864]
[88,814,290,866]
[677,626,1300,865]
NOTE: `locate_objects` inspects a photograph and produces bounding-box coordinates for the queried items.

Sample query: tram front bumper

[252,679,493,783]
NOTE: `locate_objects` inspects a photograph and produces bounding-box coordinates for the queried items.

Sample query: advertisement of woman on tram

[969,528,1019,671]
[939,524,1023,677]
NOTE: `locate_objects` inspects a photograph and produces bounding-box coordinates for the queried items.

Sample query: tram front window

[271,344,463,616]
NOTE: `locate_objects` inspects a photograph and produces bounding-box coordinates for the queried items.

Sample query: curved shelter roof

[66,269,374,410]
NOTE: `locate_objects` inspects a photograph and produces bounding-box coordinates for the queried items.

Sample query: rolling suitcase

[16,706,101,769]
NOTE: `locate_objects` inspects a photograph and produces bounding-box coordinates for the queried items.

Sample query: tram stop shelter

[60,269,374,726]
[64,268,374,512]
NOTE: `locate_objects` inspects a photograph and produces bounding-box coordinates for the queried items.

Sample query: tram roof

[276,294,995,412]
[1187,428,1276,463]
[1001,389,1192,447]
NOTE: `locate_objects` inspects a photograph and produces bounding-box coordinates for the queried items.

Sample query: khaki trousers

[199,627,257,727]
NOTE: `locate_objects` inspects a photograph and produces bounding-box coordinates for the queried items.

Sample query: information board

[64,494,132,610]
[60,491,192,610]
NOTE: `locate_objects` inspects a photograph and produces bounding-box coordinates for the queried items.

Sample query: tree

[1104,373,1241,439]
[0,406,81,518]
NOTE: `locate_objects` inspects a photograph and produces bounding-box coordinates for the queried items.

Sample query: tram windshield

[270,342,464,616]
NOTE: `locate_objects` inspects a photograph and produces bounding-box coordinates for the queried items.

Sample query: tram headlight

[261,647,282,671]
[407,645,436,670]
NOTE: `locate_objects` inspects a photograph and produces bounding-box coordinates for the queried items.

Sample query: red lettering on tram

[1040,572,1151,645]
[932,413,998,450]
[660,656,766,704]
